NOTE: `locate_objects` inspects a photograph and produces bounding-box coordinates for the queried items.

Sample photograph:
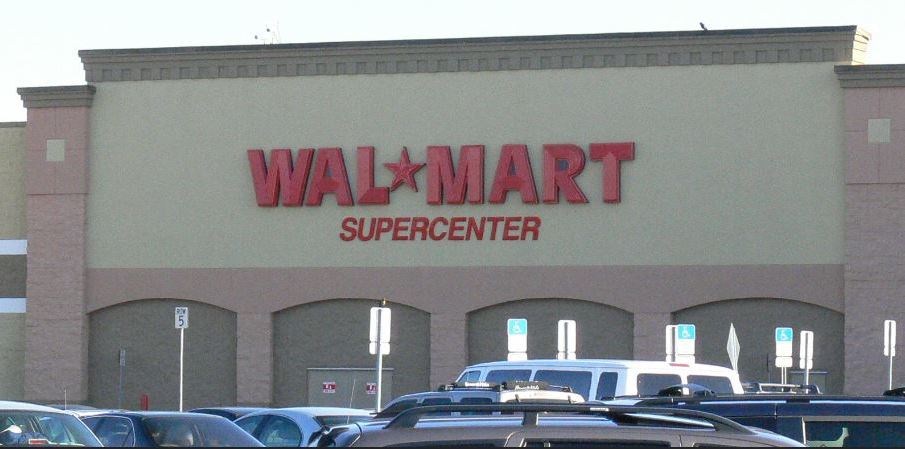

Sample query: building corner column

[430,312,467,388]
[835,68,905,394]
[18,85,95,403]
[633,312,671,361]
[236,312,273,406]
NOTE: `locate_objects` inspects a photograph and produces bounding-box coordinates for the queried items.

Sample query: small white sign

[557,320,577,360]
[675,324,696,364]
[799,330,814,370]
[507,352,528,362]
[665,325,677,362]
[507,318,528,354]
[175,307,189,329]
[726,323,740,372]
[369,307,391,355]
[885,320,897,357]
[776,356,793,368]
[775,327,794,357]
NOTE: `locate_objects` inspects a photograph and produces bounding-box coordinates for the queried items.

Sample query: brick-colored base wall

[845,184,905,394]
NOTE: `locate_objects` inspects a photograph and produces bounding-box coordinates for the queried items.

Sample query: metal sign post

[886,320,897,390]
[799,330,814,385]
[557,320,577,360]
[118,349,126,410]
[369,302,391,413]
[174,307,189,412]
[507,319,528,361]
[775,327,794,384]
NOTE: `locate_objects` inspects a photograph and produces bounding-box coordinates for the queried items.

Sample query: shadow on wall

[88,298,237,410]
[272,298,430,407]
[467,298,634,365]
[672,298,844,394]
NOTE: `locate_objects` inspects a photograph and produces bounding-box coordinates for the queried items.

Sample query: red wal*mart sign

[247,143,635,242]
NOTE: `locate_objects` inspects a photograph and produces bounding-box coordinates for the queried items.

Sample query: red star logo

[384,147,425,192]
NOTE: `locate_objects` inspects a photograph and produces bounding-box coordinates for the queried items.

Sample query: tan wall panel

[0,314,25,400]
[0,125,25,239]
[87,63,846,269]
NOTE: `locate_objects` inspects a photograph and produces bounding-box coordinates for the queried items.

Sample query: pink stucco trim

[87,264,844,316]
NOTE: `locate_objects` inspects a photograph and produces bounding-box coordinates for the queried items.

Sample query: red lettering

[466,217,486,241]
[357,218,376,241]
[429,217,449,240]
[503,217,521,240]
[448,217,466,241]
[305,148,354,206]
[521,216,541,240]
[247,148,314,207]
[426,145,485,205]
[392,217,411,241]
[374,217,393,240]
[487,216,505,240]
[410,217,430,240]
[543,144,588,204]
[340,217,357,241]
[356,147,390,205]
[589,142,635,203]
[489,145,538,204]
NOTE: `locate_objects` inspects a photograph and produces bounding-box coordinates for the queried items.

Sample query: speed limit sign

[175,307,189,329]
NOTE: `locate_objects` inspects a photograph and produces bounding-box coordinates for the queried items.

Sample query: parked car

[81,411,264,447]
[0,400,102,447]
[316,403,803,447]
[605,394,905,447]
[235,407,372,447]
[374,380,585,418]
[188,406,267,421]
[457,359,744,400]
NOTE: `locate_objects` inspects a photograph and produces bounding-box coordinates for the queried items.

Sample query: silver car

[0,401,103,447]
[235,407,372,446]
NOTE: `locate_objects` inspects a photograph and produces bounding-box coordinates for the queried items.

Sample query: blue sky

[2,0,904,121]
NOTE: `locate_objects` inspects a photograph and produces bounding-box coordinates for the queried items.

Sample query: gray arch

[673,297,844,394]
[88,298,237,410]
[467,298,634,365]
[272,298,430,407]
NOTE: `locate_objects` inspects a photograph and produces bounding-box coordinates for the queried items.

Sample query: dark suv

[318,404,803,447]
[622,394,905,447]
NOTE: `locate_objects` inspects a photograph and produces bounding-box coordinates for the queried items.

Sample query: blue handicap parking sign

[677,324,695,340]
[508,319,527,336]
[775,327,793,342]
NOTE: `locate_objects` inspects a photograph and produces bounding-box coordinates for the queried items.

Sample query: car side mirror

[0,425,24,445]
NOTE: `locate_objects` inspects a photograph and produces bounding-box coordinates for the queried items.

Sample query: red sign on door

[366,382,378,395]
[323,382,337,394]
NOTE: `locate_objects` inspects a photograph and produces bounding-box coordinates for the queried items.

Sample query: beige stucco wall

[86,63,845,269]
[0,314,25,399]
[0,124,25,239]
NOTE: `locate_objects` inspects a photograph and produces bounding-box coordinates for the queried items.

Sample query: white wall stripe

[0,298,26,314]
[0,240,27,256]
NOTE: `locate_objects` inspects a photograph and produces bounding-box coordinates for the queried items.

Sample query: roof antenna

[699,22,708,31]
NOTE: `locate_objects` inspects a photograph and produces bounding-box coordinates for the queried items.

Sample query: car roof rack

[384,404,754,434]
[436,381,573,393]
[631,393,905,406]
[742,382,821,394]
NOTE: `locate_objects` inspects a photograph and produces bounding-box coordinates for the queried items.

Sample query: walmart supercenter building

[2,25,905,408]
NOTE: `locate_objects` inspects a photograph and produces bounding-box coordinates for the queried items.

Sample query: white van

[456,359,744,401]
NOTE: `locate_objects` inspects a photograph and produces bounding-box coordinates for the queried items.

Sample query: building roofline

[836,64,905,88]
[0,122,26,128]
[78,25,869,83]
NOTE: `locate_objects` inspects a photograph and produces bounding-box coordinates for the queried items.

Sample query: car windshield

[142,416,262,447]
[316,415,372,427]
[0,411,101,447]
